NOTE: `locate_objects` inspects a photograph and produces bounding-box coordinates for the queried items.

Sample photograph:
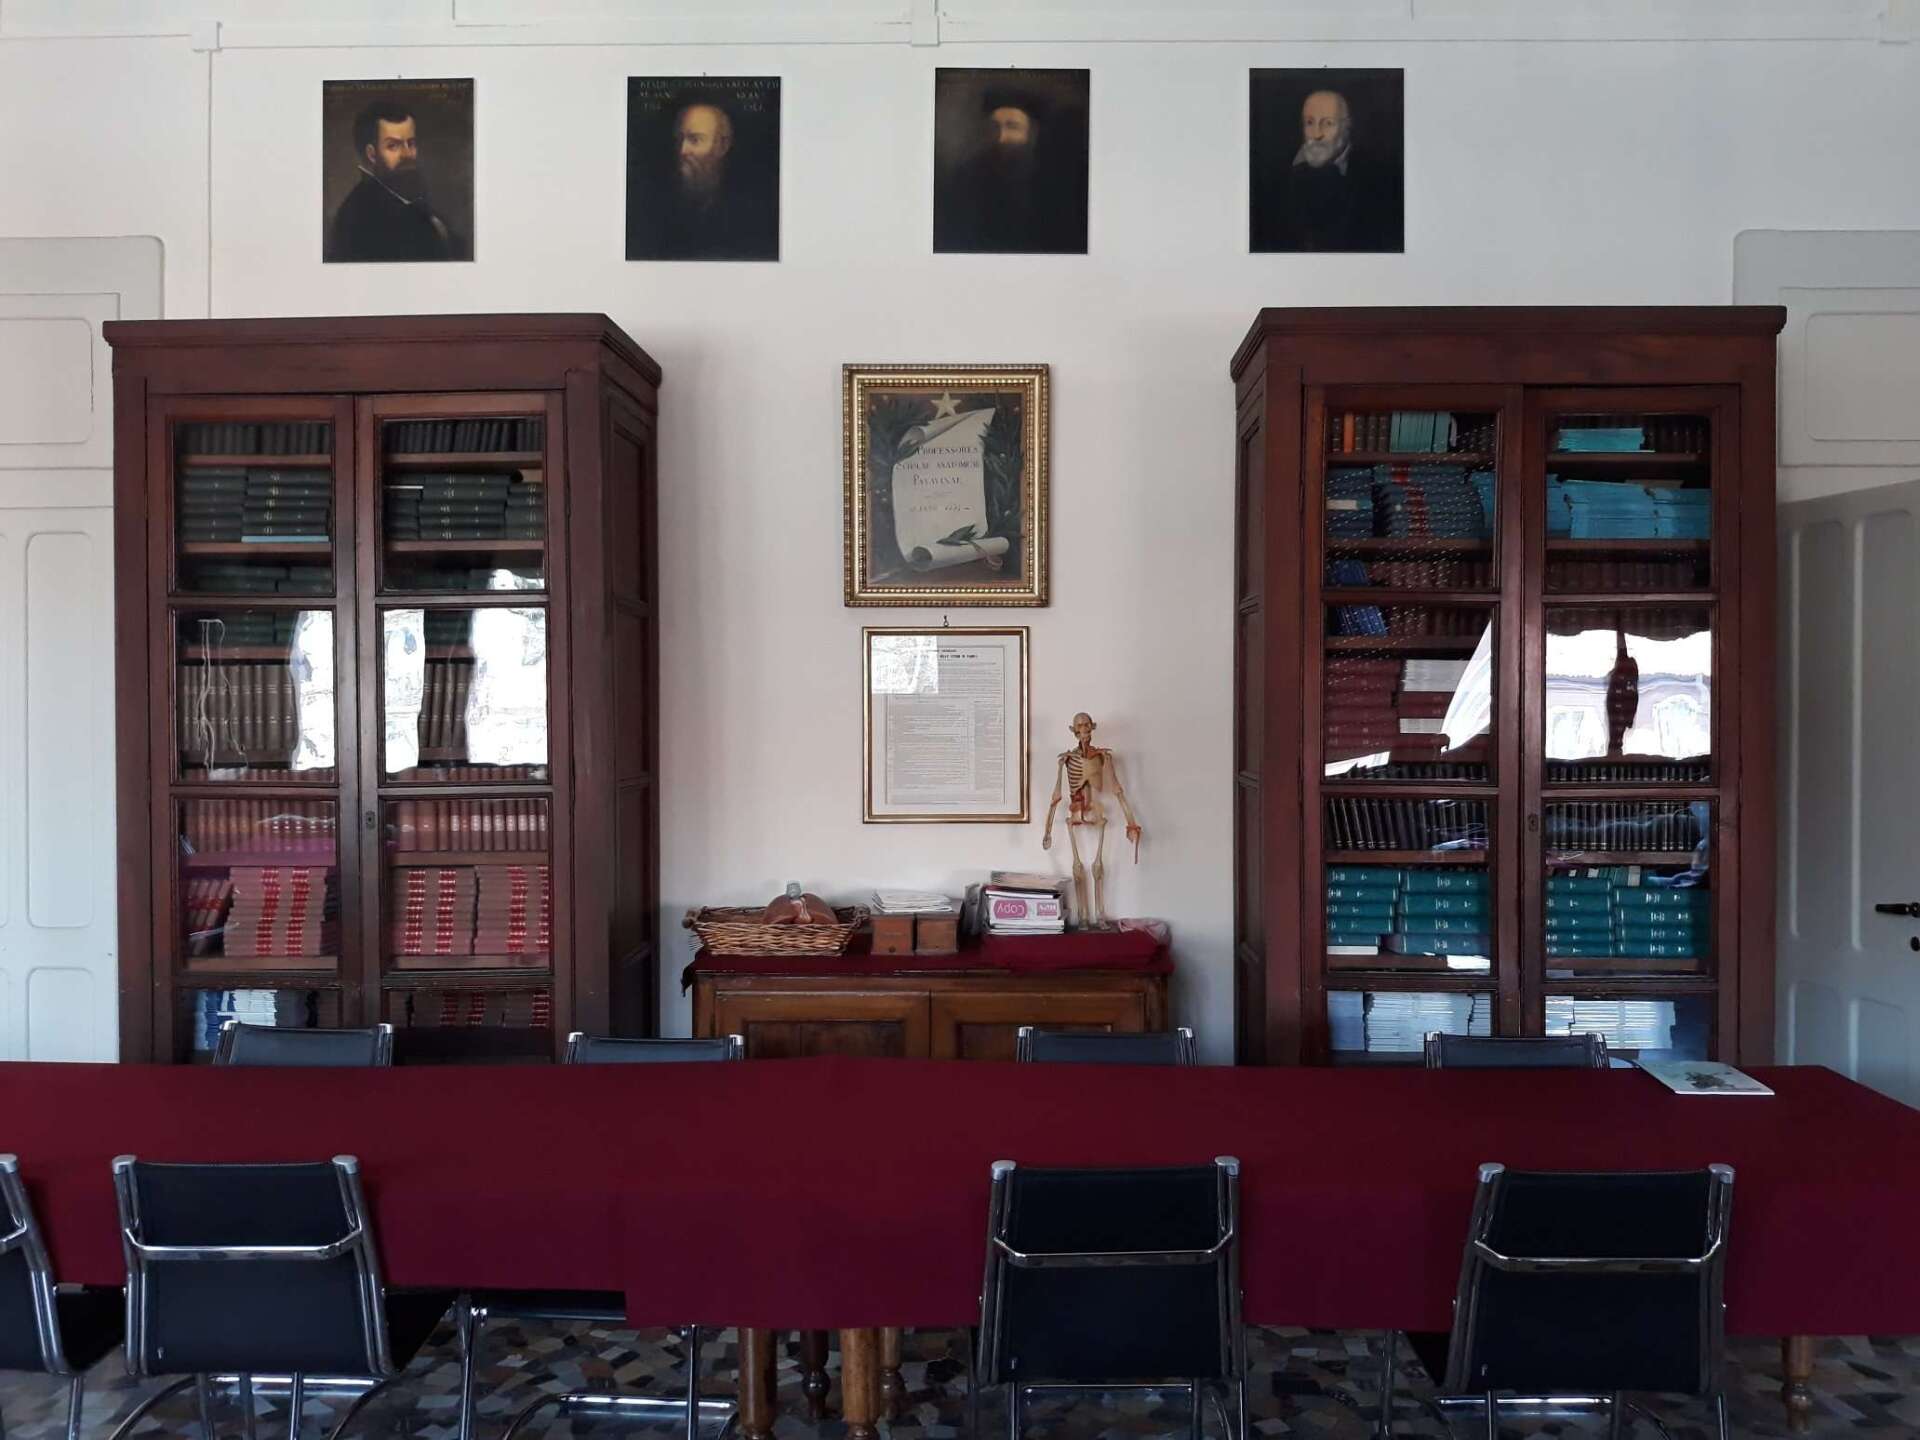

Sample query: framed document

[843,364,1049,606]
[864,627,1029,823]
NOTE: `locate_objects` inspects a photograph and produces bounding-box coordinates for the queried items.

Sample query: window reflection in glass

[1544,613,1711,765]
[176,610,335,781]
[382,607,548,778]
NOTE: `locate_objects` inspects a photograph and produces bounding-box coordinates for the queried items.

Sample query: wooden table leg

[799,1330,830,1421]
[840,1327,881,1440]
[739,1328,777,1440]
[879,1326,905,1419]
[1781,1335,1815,1431]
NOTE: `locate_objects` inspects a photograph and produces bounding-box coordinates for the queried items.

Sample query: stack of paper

[872,889,953,915]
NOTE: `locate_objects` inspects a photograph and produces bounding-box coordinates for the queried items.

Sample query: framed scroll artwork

[842,363,1049,606]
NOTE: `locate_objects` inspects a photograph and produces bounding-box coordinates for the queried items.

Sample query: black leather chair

[1423,1031,1608,1070]
[0,1155,123,1440]
[977,1157,1246,1440]
[562,1032,743,1064]
[214,1022,394,1068]
[458,1035,744,1440]
[107,1155,452,1440]
[1415,1162,1735,1440]
[1014,1026,1198,1065]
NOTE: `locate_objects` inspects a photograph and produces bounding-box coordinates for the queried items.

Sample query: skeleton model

[1041,713,1142,928]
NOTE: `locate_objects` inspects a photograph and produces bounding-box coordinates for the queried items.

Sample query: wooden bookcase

[1230,307,1785,1066]
[106,315,661,1063]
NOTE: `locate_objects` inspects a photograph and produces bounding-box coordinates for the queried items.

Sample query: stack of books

[390,867,477,959]
[474,863,552,958]
[1326,864,1490,964]
[1651,488,1711,539]
[1563,478,1657,538]
[179,467,333,545]
[223,865,338,959]
[180,422,328,455]
[190,989,313,1052]
[1373,464,1490,540]
[1328,990,1491,1055]
[1545,867,1710,960]
[418,988,552,1029]
[386,417,545,453]
[1543,996,1692,1057]
[973,871,1067,934]
[184,875,234,957]
[1554,425,1646,453]
[1323,657,1399,759]
[179,560,331,596]
[385,472,545,543]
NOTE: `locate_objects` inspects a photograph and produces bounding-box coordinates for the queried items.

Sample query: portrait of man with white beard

[626,77,781,262]
[322,79,473,264]
[1250,69,1404,254]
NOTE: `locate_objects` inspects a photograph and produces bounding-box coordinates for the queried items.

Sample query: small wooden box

[871,913,917,956]
[915,911,960,955]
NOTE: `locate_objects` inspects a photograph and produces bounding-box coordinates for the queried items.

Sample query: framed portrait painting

[1249,67,1404,254]
[322,78,474,263]
[843,364,1049,607]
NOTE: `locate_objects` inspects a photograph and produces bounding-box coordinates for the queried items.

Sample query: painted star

[930,391,961,420]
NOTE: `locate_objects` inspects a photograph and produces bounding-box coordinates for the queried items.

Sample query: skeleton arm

[1041,753,1067,849]
[1106,748,1142,857]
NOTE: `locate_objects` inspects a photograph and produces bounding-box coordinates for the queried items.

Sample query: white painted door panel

[1778,483,1920,1103]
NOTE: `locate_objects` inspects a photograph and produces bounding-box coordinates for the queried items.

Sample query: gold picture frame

[863,626,1030,823]
[843,363,1049,606]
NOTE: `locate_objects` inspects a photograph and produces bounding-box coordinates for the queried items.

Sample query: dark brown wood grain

[106,315,660,1063]
[1229,306,1784,1066]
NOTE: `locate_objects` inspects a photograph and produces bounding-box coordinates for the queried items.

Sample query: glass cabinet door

[173,415,338,597]
[1529,393,1730,1052]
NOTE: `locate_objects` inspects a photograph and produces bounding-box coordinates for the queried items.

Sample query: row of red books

[176,664,309,760]
[390,864,552,957]
[391,798,548,852]
[397,988,553,1029]
[183,800,334,855]
[386,765,543,782]
[225,866,338,958]
[184,876,234,956]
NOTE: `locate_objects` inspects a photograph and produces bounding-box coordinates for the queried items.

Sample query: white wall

[7,4,1920,1058]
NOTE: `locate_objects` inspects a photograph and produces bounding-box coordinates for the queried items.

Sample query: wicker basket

[684,905,868,957]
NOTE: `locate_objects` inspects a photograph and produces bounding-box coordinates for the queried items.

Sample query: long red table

[8,1059,1920,1431]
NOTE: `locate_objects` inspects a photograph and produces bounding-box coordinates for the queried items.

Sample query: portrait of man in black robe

[626,77,781,262]
[934,69,1089,255]
[1250,69,1404,254]
[322,79,473,264]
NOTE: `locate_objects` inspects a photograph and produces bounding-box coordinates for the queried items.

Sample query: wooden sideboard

[686,930,1172,1062]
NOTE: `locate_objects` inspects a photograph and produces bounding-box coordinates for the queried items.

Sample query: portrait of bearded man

[1250,69,1404,254]
[933,69,1090,255]
[626,79,781,262]
[323,83,473,264]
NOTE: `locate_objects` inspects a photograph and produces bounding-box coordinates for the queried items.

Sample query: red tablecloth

[683,929,1172,984]
[6,1059,1918,1337]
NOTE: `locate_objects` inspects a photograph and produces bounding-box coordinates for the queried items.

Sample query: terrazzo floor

[3,1320,1915,1440]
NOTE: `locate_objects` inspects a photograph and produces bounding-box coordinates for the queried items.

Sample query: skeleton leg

[1064,822,1090,928]
[1090,817,1109,925]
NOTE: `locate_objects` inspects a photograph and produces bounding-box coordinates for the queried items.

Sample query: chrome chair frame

[108,1155,401,1440]
[1421,1031,1609,1070]
[456,1035,746,1440]
[1013,1026,1198,1065]
[1431,1161,1736,1440]
[976,1156,1247,1440]
[0,1155,101,1440]
[214,1021,395,1068]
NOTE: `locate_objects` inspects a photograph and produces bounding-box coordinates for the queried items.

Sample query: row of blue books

[1554,426,1645,452]
[1325,864,1491,957]
[1558,478,1711,540]
[1329,990,1492,1053]
[1326,465,1493,541]
[1544,870,1709,958]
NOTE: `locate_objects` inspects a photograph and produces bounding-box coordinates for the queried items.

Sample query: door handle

[1874,901,1920,918]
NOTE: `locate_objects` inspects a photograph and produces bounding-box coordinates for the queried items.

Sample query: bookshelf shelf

[1233,306,1781,1066]
[112,313,662,1064]
[1327,451,1494,466]
[180,454,332,468]
[180,542,333,558]
[388,539,545,554]
[1326,538,1490,556]
[1547,451,1704,468]
[1323,849,1487,865]
[384,452,544,470]
[1324,636,1484,653]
